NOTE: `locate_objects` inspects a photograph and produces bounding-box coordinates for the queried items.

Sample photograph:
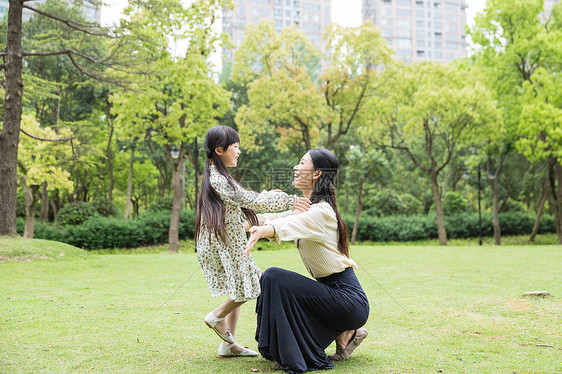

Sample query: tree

[365,62,498,245]
[517,68,562,244]
[0,0,142,236]
[345,145,388,244]
[469,0,562,243]
[234,21,394,154]
[17,114,73,237]
[112,0,232,251]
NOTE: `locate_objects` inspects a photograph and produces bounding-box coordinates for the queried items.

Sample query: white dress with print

[197,165,294,302]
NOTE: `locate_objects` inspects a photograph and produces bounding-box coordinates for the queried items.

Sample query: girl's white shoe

[204,311,235,344]
[218,342,259,357]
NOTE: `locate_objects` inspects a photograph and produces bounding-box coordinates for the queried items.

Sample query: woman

[244,148,370,372]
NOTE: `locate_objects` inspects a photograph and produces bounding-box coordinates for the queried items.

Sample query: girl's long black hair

[308,148,349,258]
[195,126,258,244]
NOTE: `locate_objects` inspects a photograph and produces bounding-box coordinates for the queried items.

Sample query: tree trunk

[530,186,548,242]
[430,169,447,245]
[548,157,562,244]
[168,158,184,252]
[351,177,365,245]
[50,198,58,219]
[22,176,40,238]
[0,0,24,236]
[124,146,135,219]
[40,182,49,221]
[106,118,114,200]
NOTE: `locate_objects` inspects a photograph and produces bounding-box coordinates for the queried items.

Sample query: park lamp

[462,171,470,179]
[171,146,180,160]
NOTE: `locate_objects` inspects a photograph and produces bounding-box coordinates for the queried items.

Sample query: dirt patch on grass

[0,254,50,262]
[508,299,530,311]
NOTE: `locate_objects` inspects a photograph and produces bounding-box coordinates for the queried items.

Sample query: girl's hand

[292,196,311,212]
[244,225,273,257]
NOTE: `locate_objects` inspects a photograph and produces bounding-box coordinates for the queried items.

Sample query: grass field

[1,237,560,373]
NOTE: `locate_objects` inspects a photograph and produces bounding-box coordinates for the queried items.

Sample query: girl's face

[293,153,318,190]
[216,142,240,167]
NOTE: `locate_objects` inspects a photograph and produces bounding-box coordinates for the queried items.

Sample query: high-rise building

[363,0,468,64]
[0,0,101,24]
[222,0,332,60]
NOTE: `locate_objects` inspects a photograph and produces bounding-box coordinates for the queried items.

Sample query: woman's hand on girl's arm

[244,224,275,257]
[292,196,311,212]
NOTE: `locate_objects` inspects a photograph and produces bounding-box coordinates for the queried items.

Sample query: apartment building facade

[363,0,468,64]
[222,0,332,60]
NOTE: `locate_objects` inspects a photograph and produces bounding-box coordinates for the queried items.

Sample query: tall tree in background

[18,114,73,237]
[112,0,231,252]
[345,145,388,244]
[469,0,562,243]
[234,21,394,154]
[365,62,498,245]
[0,0,143,236]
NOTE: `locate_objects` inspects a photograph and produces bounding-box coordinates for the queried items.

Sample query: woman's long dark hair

[308,148,349,257]
[195,126,258,244]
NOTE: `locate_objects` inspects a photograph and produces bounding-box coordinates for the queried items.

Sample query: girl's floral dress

[197,165,294,302]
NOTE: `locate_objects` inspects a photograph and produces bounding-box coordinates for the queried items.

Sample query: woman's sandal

[328,328,368,361]
[271,362,283,370]
[204,311,235,344]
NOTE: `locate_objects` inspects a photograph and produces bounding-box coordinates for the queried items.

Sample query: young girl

[195,126,310,357]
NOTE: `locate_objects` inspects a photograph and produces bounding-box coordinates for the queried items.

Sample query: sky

[101,0,487,29]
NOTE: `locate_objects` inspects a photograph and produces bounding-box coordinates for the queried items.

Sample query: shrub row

[17,210,195,250]
[18,210,554,249]
[343,211,555,242]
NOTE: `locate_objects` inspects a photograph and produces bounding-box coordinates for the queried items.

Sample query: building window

[417,50,425,57]
[382,28,393,37]
[397,19,411,27]
[446,42,459,50]
[397,9,412,17]
[446,33,457,41]
[396,29,412,37]
[396,38,412,47]
[445,4,458,12]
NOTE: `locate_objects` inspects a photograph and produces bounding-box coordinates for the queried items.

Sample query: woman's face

[293,152,316,191]
[217,142,240,167]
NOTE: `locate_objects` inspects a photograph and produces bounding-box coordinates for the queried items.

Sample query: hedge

[17,210,555,249]
[17,210,196,250]
[344,211,555,242]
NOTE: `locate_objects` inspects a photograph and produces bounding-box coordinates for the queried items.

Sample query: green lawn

[1,238,560,373]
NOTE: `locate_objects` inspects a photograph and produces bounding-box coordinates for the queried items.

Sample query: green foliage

[147,197,174,213]
[442,191,468,215]
[91,199,119,217]
[56,202,98,226]
[364,190,423,217]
